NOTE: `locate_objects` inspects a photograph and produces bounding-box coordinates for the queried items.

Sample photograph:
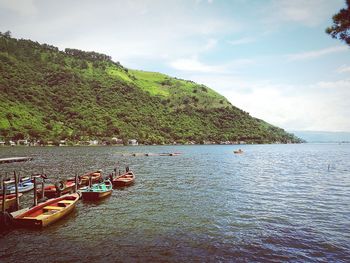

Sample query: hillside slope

[0,33,301,145]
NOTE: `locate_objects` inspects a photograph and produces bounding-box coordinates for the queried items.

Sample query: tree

[326,0,350,46]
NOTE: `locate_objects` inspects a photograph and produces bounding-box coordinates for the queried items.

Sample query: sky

[1,0,349,132]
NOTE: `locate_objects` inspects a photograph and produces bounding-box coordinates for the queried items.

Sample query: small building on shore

[128,139,138,146]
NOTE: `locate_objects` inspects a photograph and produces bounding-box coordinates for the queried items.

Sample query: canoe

[37,181,76,199]
[112,171,135,187]
[0,193,23,210]
[13,193,80,228]
[6,181,34,194]
[4,176,32,185]
[233,149,243,154]
[80,180,113,201]
[67,170,102,188]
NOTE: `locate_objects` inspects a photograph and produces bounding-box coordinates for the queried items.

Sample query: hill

[0,32,302,145]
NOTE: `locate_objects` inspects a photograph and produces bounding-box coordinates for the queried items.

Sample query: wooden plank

[0,157,33,164]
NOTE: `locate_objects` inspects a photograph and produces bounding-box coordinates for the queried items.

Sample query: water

[0,144,349,262]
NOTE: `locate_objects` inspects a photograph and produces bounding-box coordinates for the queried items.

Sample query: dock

[0,157,33,164]
[122,153,181,157]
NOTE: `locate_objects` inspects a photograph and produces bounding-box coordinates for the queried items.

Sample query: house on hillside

[111,137,123,145]
[17,139,29,146]
[128,139,138,146]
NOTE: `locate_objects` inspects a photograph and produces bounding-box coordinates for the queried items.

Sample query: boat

[37,181,76,199]
[112,171,135,187]
[0,193,23,210]
[233,149,244,154]
[67,170,102,188]
[12,193,80,228]
[5,180,34,194]
[4,176,32,185]
[80,179,113,201]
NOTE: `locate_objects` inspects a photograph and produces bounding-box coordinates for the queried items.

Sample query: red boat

[13,193,80,228]
[67,170,102,188]
[112,171,135,187]
[37,181,76,199]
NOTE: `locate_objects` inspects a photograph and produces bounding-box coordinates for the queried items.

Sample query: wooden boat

[4,176,31,185]
[0,193,23,210]
[233,149,244,154]
[80,180,113,201]
[112,171,135,187]
[67,170,102,188]
[13,193,80,228]
[6,181,34,194]
[37,181,76,199]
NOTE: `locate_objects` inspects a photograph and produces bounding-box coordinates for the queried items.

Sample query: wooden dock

[0,157,33,164]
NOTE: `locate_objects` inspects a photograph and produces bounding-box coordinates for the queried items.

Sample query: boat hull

[13,193,79,228]
[0,193,23,210]
[81,190,112,201]
[112,171,135,187]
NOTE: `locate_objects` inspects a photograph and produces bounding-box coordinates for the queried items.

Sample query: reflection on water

[0,144,350,262]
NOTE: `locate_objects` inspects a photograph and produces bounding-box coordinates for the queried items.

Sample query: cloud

[265,0,344,27]
[169,58,225,73]
[169,57,255,73]
[184,74,350,131]
[0,0,37,16]
[337,65,350,74]
[227,37,256,46]
[286,46,348,61]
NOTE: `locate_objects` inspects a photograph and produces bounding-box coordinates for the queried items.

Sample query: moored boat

[112,171,135,187]
[0,193,23,210]
[67,170,102,188]
[13,193,80,228]
[6,181,34,194]
[80,179,113,201]
[37,181,76,199]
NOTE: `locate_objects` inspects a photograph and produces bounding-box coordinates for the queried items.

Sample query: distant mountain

[0,32,302,145]
[290,131,350,143]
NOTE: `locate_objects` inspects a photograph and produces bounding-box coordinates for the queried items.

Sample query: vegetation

[326,0,350,46]
[0,32,302,145]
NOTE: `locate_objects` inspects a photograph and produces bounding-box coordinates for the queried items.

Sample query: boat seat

[35,214,50,220]
[57,200,74,207]
[43,206,64,211]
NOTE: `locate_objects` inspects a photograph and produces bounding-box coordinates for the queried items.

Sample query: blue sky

[1,0,349,132]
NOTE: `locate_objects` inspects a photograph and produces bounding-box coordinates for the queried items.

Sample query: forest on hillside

[0,32,302,145]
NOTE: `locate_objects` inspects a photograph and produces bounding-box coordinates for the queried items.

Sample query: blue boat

[2,180,34,194]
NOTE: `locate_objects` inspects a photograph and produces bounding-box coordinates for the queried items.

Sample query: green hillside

[0,32,302,145]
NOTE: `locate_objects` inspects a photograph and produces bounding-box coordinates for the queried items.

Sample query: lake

[0,144,349,262]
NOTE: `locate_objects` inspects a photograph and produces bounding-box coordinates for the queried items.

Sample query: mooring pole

[33,176,37,206]
[74,173,78,193]
[14,171,19,210]
[1,178,6,212]
[41,178,45,200]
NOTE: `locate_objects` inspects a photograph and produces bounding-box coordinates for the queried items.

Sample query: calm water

[0,144,349,262]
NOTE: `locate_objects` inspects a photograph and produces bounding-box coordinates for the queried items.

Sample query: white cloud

[169,58,225,73]
[265,0,344,27]
[0,0,37,16]
[227,37,256,46]
[184,74,350,131]
[169,58,255,73]
[337,65,350,74]
[286,46,348,61]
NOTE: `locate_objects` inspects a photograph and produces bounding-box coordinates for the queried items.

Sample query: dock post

[74,173,78,193]
[41,178,45,200]
[33,176,37,207]
[14,171,19,210]
[1,178,6,212]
